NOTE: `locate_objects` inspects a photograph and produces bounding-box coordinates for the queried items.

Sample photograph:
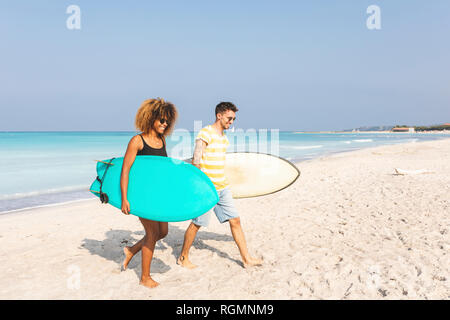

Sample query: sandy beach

[0,138,449,300]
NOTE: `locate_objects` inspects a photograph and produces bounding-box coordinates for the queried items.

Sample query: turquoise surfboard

[89,156,219,222]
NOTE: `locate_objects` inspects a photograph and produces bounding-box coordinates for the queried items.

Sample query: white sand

[0,139,449,300]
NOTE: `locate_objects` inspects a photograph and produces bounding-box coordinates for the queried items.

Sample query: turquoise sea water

[0,131,448,213]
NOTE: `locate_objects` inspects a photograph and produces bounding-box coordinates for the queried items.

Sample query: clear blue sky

[1,1,449,131]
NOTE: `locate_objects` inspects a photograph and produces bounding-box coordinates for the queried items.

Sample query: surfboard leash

[96,157,115,204]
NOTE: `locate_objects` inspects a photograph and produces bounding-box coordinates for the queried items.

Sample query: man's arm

[192,139,206,169]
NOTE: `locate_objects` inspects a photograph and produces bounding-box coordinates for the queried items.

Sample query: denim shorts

[192,187,239,227]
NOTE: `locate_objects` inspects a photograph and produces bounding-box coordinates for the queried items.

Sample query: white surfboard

[225,152,300,198]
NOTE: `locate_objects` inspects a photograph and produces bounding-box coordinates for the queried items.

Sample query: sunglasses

[226,117,236,122]
[159,118,170,125]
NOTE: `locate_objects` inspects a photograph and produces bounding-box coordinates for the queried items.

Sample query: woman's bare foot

[122,246,134,271]
[243,256,263,268]
[140,276,159,289]
[177,255,197,269]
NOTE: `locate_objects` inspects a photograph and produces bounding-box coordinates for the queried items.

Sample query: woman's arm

[120,135,141,215]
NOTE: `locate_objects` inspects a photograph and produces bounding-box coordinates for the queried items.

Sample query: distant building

[392,127,415,133]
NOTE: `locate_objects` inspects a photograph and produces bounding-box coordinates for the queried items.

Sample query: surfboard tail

[91,158,116,201]
[95,159,115,175]
[89,179,101,197]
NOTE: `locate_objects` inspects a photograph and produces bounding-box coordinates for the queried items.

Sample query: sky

[1,0,449,131]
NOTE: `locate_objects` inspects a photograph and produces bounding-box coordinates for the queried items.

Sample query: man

[177,102,263,269]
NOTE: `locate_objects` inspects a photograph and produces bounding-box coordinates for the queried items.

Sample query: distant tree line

[414,124,450,131]
[394,124,450,131]
[345,124,449,132]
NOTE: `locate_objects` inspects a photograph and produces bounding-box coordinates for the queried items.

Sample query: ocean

[0,131,448,214]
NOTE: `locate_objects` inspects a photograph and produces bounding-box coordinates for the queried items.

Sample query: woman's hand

[121,198,131,215]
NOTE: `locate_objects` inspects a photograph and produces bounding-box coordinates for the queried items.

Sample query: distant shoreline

[294,131,450,134]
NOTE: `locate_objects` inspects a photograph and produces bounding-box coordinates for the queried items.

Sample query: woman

[120,98,178,288]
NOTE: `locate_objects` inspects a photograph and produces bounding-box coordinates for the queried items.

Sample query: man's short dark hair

[215,102,238,116]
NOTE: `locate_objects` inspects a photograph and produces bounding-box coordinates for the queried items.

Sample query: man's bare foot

[140,277,159,289]
[243,256,263,268]
[177,255,197,269]
[122,246,134,271]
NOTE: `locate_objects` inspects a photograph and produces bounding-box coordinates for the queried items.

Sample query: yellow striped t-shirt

[197,125,229,190]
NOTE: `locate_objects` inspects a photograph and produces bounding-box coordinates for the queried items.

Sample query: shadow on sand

[81,224,240,279]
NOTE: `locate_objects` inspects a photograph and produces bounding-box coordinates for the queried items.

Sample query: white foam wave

[0,198,96,215]
[0,185,89,201]
[352,139,373,143]
[285,145,323,150]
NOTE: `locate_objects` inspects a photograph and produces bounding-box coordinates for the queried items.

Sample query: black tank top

[136,134,168,157]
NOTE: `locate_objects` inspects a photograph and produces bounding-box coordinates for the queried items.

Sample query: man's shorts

[192,187,239,227]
